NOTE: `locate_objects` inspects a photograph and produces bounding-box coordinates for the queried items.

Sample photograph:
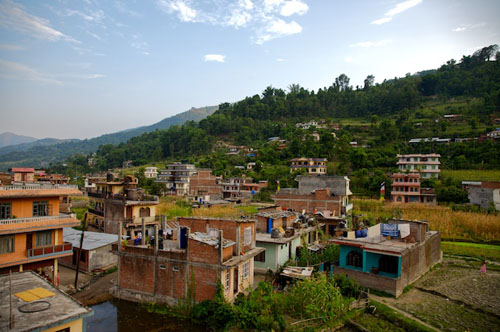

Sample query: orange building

[0,183,81,285]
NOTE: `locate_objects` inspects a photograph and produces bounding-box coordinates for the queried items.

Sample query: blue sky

[0,0,499,139]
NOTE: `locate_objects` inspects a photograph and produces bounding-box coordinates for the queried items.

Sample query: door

[267,218,272,233]
[26,233,33,250]
[233,267,239,294]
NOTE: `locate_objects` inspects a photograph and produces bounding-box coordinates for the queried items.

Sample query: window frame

[225,270,230,292]
[346,250,363,268]
[242,261,250,280]
[0,202,12,219]
[33,200,49,217]
[0,235,15,254]
[36,230,52,247]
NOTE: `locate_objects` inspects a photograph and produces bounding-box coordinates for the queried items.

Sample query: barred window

[33,201,49,217]
[0,235,14,254]
[347,251,362,268]
[36,230,52,247]
[225,270,230,292]
[242,261,250,279]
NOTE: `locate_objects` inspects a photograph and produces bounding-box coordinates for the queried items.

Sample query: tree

[334,74,350,91]
[364,75,375,89]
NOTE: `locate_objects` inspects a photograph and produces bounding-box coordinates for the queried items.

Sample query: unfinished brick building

[188,169,222,202]
[112,217,264,304]
[272,175,353,216]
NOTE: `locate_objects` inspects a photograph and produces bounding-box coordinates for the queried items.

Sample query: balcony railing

[0,184,78,191]
[125,216,160,224]
[88,208,104,217]
[27,242,73,259]
[0,214,77,225]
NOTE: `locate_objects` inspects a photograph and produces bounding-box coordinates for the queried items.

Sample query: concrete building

[0,183,81,285]
[188,169,222,202]
[0,271,93,332]
[112,217,265,304]
[464,181,500,211]
[391,173,436,204]
[144,167,158,179]
[330,219,442,297]
[37,173,70,184]
[272,175,353,215]
[9,167,35,183]
[61,228,118,273]
[87,175,159,238]
[290,158,327,175]
[396,154,441,179]
[221,177,268,200]
[156,163,197,195]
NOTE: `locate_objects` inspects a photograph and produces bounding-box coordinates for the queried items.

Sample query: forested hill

[51,45,500,199]
[0,105,217,170]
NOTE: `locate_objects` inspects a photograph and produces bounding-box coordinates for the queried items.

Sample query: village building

[61,228,118,273]
[396,153,441,179]
[290,158,327,175]
[9,167,35,183]
[156,162,197,195]
[144,166,158,179]
[463,181,500,211]
[0,271,93,332]
[314,210,347,237]
[188,169,222,203]
[0,172,12,185]
[330,219,442,297]
[221,177,267,200]
[254,209,323,273]
[272,175,353,216]
[0,183,81,285]
[391,173,436,204]
[37,173,70,184]
[112,217,265,304]
[86,175,159,238]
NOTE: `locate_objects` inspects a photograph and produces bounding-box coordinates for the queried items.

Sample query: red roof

[10,167,35,173]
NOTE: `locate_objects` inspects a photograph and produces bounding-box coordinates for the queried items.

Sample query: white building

[396,154,441,179]
[144,167,158,179]
[156,163,196,195]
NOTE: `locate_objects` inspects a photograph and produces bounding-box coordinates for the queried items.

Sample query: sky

[0,0,499,140]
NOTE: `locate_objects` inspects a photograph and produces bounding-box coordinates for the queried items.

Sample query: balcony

[0,214,77,226]
[0,184,78,191]
[88,208,104,217]
[27,242,73,259]
[125,215,160,224]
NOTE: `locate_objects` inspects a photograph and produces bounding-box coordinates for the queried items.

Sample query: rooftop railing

[0,183,79,191]
[0,214,77,225]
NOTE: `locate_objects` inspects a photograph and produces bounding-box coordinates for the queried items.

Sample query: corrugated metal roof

[64,228,118,250]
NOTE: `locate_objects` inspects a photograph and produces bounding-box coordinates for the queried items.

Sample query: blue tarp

[355,228,368,238]
[381,223,399,237]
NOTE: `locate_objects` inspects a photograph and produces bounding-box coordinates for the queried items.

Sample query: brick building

[0,183,81,285]
[391,173,436,204]
[188,169,222,202]
[290,158,327,175]
[222,177,267,200]
[112,217,264,304]
[330,219,442,297]
[9,167,35,182]
[272,175,352,215]
[156,162,197,195]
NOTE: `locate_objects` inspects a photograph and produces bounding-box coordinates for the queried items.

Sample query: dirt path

[72,271,117,306]
[369,294,441,332]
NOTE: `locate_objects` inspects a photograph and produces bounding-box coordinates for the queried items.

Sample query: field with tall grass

[353,199,500,243]
[441,169,500,182]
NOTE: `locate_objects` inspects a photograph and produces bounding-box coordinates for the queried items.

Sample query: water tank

[106,173,113,182]
[271,228,280,239]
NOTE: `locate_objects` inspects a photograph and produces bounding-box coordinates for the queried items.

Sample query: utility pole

[9,269,14,329]
[74,213,88,289]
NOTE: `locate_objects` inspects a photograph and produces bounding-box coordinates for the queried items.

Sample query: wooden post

[75,213,87,289]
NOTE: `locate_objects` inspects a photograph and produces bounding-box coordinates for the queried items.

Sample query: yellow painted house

[0,183,81,285]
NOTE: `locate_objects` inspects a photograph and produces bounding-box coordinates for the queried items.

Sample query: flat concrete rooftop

[0,271,92,332]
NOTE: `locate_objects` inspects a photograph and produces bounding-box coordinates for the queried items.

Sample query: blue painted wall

[339,244,401,277]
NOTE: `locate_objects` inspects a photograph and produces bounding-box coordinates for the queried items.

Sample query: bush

[333,273,361,299]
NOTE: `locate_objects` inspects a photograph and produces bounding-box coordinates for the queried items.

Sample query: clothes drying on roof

[399,223,410,238]
[381,223,399,237]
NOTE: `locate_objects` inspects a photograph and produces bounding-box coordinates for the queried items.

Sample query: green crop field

[442,241,500,261]
[442,169,500,182]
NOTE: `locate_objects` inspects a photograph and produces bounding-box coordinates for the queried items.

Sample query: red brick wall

[189,170,222,196]
[272,191,342,215]
[188,239,218,264]
[191,265,218,302]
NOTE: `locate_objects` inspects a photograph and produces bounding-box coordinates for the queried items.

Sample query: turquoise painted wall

[277,242,290,267]
[339,245,363,271]
[339,245,401,277]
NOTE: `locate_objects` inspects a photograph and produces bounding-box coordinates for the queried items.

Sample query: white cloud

[157,0,309,44]
[75,73,106,79]
[276,58,285,62]
[0,0,79,43]
[280,0,308,17]
[64,9,105,22]
[0,44,24,51]
[344,56,354,63]
[204,54,225,62]
[349,39,392,48]
[156,0,197,22]
[371,0,422,25]
[0,59,62,84]
[452,22,486,32]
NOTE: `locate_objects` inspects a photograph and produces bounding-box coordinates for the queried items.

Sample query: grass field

[442,241,500,261]
[353,199,500,243]
[441,169,500,182]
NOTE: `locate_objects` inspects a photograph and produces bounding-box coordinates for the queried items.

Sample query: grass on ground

[441,169,500,182]
[442,242,500,261]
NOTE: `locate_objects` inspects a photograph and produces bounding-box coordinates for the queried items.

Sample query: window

[255,251,265,262]
[0,235,14,254]
[242,261,250,279]
[379,255,398,274]
[225,270,230,292]
[347,251,362,268]
[0,203,12,219]
[33,201,49,217]
[36,230,52,247]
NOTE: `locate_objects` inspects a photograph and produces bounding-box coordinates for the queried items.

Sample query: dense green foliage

[49,46,500,201]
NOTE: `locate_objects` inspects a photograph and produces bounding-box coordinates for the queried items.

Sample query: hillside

[0,132,37,148]
[0,105,218,170]
[51,45,500,201]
